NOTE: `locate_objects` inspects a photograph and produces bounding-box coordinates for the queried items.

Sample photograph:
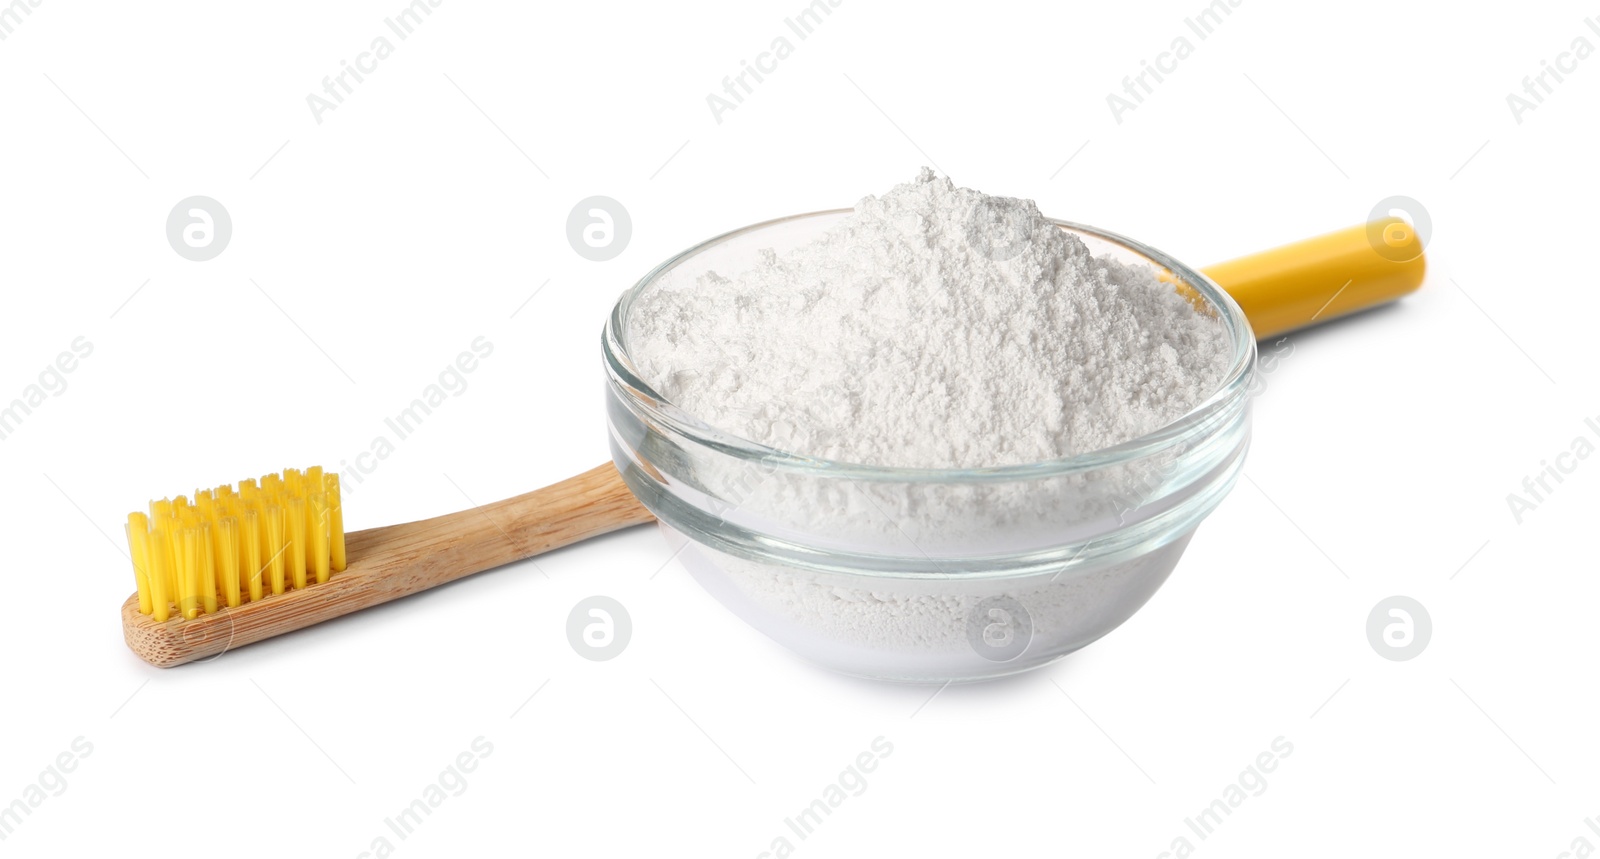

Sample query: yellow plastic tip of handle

[1201,218,1426,341]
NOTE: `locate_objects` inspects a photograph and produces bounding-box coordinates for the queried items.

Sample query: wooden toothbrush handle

[121,463,656,667]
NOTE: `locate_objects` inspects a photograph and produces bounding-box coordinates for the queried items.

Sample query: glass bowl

[602,211,1256,683]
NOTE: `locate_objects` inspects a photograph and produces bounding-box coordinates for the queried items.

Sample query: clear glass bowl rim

[602,209,1256,484]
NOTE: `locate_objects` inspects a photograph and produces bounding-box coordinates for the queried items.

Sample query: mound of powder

[628,169,1232,468]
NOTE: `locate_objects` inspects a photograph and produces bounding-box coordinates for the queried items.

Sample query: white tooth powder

[625,170,1235,673]
[630,168,1230,469]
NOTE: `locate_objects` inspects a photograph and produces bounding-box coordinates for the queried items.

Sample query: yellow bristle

[205,505,225,604]
[242,507,264,602]
[124,465,344,621]
[287,496,309,590]
[219,517,242,608]
[147,529,171,623]
[167,523,184,613]
[160,526,179,602]
[310,492,331,584]
[200,521,218,615]
[305,466,324,573]
[301,493,316,573]
[127,513,153,615]
[265,503,287,595]
[179,526,202,619]
[325,474,346,572]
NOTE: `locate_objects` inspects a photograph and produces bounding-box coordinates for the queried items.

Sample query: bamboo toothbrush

[120,218,1423,667]
[122,464,651,666]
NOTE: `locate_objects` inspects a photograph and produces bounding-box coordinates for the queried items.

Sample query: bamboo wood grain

[121,463,655,667]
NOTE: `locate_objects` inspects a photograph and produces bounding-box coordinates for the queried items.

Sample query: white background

[1,0,1595,856]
